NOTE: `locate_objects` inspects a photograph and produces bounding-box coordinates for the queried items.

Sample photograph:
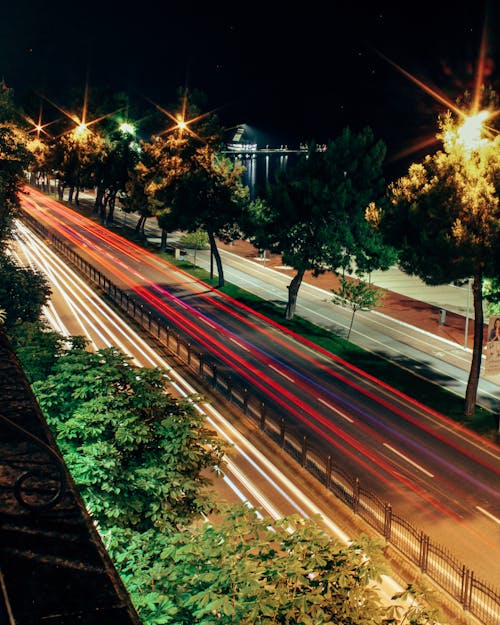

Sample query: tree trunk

[135,215,145,233]
[464,270,484,418]
[99,193,108,223]
[347,309,356,340]
[160,228,167,251]
[107,193,116,225]
[285,269,305,320]
[93,185,105,215]
[207,230,224,287]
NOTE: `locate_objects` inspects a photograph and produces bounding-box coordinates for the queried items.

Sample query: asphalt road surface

[18,187,500,590]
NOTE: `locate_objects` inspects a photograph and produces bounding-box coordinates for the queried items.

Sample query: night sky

[1,1,499,176]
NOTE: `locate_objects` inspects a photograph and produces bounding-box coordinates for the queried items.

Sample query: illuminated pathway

[18,187,500,588]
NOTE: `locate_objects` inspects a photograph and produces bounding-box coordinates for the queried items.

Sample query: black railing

[0,412,66,511]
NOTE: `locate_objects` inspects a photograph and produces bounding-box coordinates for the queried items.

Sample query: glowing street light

[25,101,59,140]
[456,110,489,151]
[176,118,187,132]
[119,121,136,135]
[73,122,89,139]
[145,87,220,143]
[443,110,491,155]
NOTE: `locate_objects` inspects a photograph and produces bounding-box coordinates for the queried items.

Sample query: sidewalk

[215,238,480,352]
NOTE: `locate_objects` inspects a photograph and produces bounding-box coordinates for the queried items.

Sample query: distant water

[228,152,302,200]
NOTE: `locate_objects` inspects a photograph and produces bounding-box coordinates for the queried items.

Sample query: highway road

[18,186,500,590]
[10,218,410,609]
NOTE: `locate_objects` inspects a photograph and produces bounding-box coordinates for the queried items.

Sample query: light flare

[455,110,490,151]
[146,87,220,143]
[375,15,499,162]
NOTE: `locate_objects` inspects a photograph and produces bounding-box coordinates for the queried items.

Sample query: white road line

[383,443,435,478]
[268,363,295,383]
[229,337,249,351]
[476,506,500,525]
[202,318,218,329]
[318,397,354,422]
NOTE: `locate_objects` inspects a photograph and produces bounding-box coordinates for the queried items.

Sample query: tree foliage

[0,83,33,246]
[246,130,395,320]
[33,346,227,532]
[92,123,141,224]
[484,276,500,316]
[122,89,250,285]
[374,90,500,417]
[0,254,51,329]
[332,277,383,339]
[108,504,440,625]
[7,320,66,382]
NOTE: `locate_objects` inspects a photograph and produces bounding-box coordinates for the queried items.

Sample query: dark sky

[1,1,499,174]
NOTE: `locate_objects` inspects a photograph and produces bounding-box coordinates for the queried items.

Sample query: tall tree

[52,129,106,205]
[129,88,250,285]
[246,130,395,320]
[373,91,500,418]
[33,346,227,532]
[92,122,141,224]
[157,142,248,286]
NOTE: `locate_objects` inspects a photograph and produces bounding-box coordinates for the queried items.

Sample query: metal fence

[20,211,500,625]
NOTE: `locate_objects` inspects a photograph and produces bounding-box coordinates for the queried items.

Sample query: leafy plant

[33,346,228,532]
[332,276,383,339]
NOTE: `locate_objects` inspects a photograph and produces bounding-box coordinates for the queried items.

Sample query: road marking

[202,318,217,329]
[229,337,249,351]
[318,397,354,422]
[383,443,434,478]
[476,506,500,525]
[268,364,295,383]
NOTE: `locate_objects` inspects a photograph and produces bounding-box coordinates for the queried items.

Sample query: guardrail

[20,210,500,625]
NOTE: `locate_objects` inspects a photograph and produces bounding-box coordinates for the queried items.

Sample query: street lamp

[119,122,136,136]
[73,122,88,137]
[456,111,489,150]
[443,109,490,154]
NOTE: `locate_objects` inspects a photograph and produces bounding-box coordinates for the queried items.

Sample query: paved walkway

[215,239,480,351]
